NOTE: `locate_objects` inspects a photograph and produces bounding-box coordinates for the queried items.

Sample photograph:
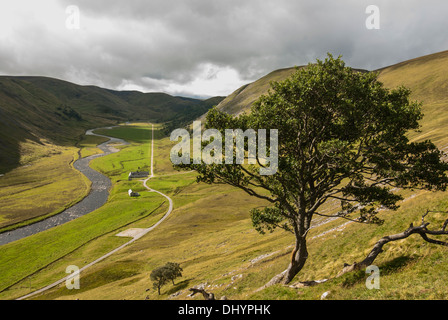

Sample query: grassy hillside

[6,122,446,301]
[107,90,224,123]
[0,124,168,297]
[0,78,85,173]
[377,50,448,149]
[210,65,366,117]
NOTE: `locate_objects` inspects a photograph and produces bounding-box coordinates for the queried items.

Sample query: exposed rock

[289,279,328,289]
[320,291,331,300]
[169,291,182,298]
[231,274,243,281]
[250,251,280,264]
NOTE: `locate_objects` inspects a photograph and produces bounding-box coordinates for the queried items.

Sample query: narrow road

[17,124,174,300]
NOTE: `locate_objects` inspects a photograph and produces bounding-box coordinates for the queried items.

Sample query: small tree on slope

[150,266,170,295]
[165,262,183,285]
[150,262,183,295]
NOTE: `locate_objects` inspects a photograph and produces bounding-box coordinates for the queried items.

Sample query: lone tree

[177,54,448,285]
[165,262,183,285]
[150,262,183,294]
[150,265,170,295]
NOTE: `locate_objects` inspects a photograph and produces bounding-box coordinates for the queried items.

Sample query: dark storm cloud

[1,0,448,97]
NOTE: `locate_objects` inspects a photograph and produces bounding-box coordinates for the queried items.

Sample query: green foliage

[214,67,297,116]
[150,266,170,295]
[179,53,448,283]
[190,54,448,227]
[165,262,183,284]
[150,262,183,294]
[250,206,293,234]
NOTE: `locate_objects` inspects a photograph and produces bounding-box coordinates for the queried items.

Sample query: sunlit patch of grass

[0,144,89,231]
[89,125,153,181]
[0,190,165,297]
[77,134,109,158]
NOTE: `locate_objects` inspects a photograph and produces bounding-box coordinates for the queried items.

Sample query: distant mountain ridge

[0,76,224,173]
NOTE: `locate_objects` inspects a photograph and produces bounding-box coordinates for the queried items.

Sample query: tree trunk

[255,213,311,291]
[282,236,309,284]
[260,235,309,288]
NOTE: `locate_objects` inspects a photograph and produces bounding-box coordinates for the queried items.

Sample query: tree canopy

[177,54,448,285]
[150,262,183,295]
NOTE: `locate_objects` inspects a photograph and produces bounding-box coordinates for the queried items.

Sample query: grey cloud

[1,0,448,97]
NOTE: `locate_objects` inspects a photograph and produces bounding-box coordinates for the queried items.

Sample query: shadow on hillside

[380,255,418,275]
[341,255,417,288]
[0,144,21,175]
[0,123,172,175]
[165,278,192,296]
[0,123,38,175]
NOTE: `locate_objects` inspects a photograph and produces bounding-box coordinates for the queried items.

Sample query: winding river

[0,127,128,246]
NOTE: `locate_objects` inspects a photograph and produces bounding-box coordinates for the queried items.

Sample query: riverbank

[0,128,129,246]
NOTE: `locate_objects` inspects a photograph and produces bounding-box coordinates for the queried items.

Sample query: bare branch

[338,210,448,277]
[189,288,215,300]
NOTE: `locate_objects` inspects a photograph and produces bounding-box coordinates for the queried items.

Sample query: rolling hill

[0,76,224,173]
[211,67,297,116]
[212,51,448,129]
[376,50,448,149]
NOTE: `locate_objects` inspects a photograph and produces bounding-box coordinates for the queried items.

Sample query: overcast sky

[0,0,447,98]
